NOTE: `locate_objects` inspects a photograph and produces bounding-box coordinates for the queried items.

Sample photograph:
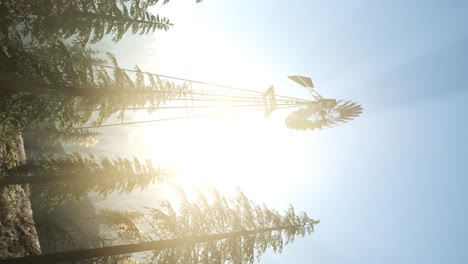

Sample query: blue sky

[94,0,468,263]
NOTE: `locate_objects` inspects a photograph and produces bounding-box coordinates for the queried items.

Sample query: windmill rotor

[285,99,362,131]
[284,76,363,131]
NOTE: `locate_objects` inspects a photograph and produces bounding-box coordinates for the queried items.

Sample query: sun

[138,114,260,188]
[131,105,314,204]
[124,55,317,199]
[132,16,319,201]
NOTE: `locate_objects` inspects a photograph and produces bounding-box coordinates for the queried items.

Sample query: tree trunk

[0,174,156,186]
[0,135,42,259]
[2,225,303,264]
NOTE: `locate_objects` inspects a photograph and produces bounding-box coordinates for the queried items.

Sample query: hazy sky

[93,0,468,263]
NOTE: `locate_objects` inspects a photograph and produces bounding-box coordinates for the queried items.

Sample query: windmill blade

[341,117,355,121]
[288,75,314,88]
[340,102,357,108]
[347,104,362,111]
[344,114,360,119]
[336,101,352,110]
[338,103,362,113]
[341,106,362,114]
[345,104,362,110]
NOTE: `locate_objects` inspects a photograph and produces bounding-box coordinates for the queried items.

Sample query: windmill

[89,67,362,131]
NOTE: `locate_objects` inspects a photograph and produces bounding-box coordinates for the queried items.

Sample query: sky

[89,0,468,263]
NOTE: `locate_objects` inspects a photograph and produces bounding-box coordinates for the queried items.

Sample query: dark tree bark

[2,225,304,264]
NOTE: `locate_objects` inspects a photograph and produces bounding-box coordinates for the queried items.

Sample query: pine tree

[26,128,101,147]
[2,187,319,264]
[1,0,203,45]
[1,153,172,215]
[32,5,172,45]
[33,207,144,263]
[0,40,189,132]
[1,0,199,134]
[0,153,172,207]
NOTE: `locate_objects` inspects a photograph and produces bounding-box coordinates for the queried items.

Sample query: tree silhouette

[2,187,319,264]
[31,6,172,45]
[1,0,198,134]
[23,128,101,150]
[1,0,203,46]
[0,40,189,133]
[34,207,144,261]
[0,153,172,210]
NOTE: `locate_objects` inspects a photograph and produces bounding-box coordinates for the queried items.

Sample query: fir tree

[2,187,319,264]
[1,0,203,45]
[0,40,189,132]
[23,128,102,149]
[0,153,172,208]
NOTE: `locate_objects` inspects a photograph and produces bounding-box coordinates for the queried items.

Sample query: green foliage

[2,0,204,47]
[0,1,206,261]
[95,209,144,242]
[0,39,96,132]
[24,128,101,150]
[1,39,190,131]
[2,0,172,46]
[0,186,318,264]
[35,220,78,252]
[143,187,319,263]
[1,1,201,135]
[1,153,171,210]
